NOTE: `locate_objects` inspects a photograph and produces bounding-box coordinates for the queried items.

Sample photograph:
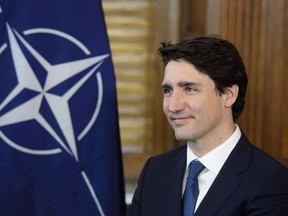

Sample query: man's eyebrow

[161,81,201,89]
[161,83,171,89]
[177,81,200,87]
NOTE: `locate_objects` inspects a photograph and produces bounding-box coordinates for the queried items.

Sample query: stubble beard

[172,124,197,142]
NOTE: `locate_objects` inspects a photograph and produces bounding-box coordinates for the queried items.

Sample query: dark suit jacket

[126,133,288,216]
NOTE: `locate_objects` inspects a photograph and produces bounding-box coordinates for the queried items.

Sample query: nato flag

[0,0,126,215]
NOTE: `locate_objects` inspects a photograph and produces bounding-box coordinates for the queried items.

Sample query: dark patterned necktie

[183,160,205,216]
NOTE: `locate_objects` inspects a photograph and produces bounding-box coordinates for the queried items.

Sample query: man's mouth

[170,116,193,125]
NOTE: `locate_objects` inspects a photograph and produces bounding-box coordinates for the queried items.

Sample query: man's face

[162,60,229,145]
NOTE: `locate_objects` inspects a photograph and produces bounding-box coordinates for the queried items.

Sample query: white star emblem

[0,23,109,162]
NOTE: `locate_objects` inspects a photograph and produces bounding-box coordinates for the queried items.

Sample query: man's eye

[162,88,171,95]
[185,87,197,93]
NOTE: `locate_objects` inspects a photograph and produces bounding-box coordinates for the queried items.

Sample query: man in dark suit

[126,35,288,216]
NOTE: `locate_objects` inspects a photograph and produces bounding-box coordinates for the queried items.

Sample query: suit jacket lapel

[195,134,253,215]
[162,145,186,216]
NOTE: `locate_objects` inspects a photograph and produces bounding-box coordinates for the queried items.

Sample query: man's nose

[168,92,185,113]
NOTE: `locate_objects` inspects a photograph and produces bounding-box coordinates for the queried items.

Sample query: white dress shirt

[182,125,241,211]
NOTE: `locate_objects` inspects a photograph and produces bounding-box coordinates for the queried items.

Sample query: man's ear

[224,85,239,108]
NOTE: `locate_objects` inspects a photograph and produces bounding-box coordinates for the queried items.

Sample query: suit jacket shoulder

[196,133,288,216]
[126,145,187,216]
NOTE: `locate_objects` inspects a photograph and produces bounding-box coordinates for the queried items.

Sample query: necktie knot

[187,160,205,180]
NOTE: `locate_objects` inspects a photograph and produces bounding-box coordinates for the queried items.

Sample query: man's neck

[188,124,236,157]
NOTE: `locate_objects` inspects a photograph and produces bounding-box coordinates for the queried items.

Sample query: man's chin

[174,133,190,142]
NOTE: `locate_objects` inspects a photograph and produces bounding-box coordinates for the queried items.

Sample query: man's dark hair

[158,35,248,121]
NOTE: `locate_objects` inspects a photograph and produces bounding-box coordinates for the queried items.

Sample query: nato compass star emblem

[0,6,107,216]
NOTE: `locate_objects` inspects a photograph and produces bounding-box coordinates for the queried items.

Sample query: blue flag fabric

[0,0,126,215]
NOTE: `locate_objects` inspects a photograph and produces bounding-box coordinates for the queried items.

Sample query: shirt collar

[186,125,241,175]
